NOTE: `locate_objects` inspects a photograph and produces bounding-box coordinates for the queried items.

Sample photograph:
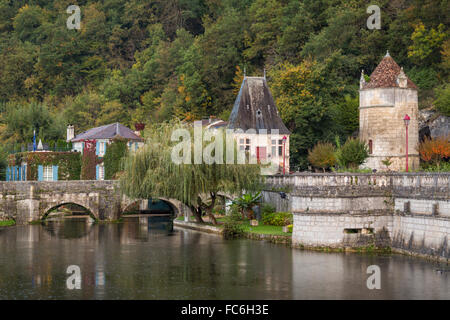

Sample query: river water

[0,218,448,300]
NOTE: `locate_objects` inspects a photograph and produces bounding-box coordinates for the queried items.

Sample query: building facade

[359,52,420,171]
[227,75,290,173]
[6,123,144,181]
[70,123,144,180]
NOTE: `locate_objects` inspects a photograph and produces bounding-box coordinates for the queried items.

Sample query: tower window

[369,140,373,154]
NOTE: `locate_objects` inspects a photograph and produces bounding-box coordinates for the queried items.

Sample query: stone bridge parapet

[0,180,186,224]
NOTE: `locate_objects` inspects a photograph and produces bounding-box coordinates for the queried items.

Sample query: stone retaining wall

[264,173,450,260]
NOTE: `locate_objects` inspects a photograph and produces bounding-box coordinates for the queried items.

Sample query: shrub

[381,157,393,171]
[419,135,450,169]
[287,224,293,233]
[420,161,450,172]
[231,192,262,219]
[308,141,336,172]
[261,203,276,216]
[223,210,245,239]
[337,138,369,169]
[262,212,293,226]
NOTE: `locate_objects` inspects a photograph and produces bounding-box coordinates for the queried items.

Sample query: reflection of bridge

[0,181,190,224]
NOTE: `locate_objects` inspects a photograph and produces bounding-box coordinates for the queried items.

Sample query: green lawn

[241,222,291,236]
[176,216,291,236]
[0,220,16,227]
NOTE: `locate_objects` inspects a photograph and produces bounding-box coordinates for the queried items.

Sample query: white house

[69,122,144,180]
[227,75,291,173]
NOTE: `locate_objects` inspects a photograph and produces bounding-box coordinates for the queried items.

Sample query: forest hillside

[0,0,448,169]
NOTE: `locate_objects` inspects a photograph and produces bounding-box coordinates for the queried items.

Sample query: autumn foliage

[308,142,336,172]
[418,135,450,168]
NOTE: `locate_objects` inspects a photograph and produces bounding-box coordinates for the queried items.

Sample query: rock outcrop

[418,109,449,141]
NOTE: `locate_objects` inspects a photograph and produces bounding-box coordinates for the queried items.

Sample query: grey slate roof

[227,77,290,135]
[71,122,144,142]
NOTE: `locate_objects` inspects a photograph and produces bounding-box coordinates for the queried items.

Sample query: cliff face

[419,109,450,141]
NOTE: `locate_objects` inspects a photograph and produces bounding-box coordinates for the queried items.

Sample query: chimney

[67,125,74,142]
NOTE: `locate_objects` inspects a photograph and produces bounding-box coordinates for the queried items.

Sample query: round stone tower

[359,52,419,171]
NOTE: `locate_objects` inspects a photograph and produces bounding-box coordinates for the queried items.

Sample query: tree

[269,54,350,170]
[337,138,369,170]
[434,84,450,116]
[408,22,447,65]
[333,95,359,136]
[120,121,261,225]
[308,142,336,172]
[1,101,64,144]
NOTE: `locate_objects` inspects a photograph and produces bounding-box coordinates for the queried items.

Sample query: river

[0,218,448,299]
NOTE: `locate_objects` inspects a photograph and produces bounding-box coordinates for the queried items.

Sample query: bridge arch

[41,202,98,220]
[120,196,191,218]
[121,198,180,217]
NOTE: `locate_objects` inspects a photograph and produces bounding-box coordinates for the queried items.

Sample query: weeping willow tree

[120,121,263,224]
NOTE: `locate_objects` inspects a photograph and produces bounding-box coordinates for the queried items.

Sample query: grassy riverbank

[0,219,16,227]
[175,216,292,238]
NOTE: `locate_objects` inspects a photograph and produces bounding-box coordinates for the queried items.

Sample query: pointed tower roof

[227,76,290,134]
[362,53,417,90]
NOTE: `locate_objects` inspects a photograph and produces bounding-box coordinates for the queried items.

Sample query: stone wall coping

[268,172,449,177]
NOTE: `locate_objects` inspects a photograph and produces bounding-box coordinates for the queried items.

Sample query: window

[239,137,251,153]
[99,142,106,156]
[43,166,53,181]
[99,165,105,180]
[369,140,373,154]
[271,139,284,157]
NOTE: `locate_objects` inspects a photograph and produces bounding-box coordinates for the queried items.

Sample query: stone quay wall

[263,173,450,260]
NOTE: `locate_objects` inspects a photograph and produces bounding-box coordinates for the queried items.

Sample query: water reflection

[43,218,95,239]
[0,219,448,300]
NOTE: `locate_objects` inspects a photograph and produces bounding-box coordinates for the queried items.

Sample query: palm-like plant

[232,192,262,219]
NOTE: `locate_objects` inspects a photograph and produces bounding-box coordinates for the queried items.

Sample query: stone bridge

[0,180,189,224]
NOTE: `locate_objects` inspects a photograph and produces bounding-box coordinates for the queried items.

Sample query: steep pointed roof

[227,76,290,135]
[362,53,417,90]
[71,122,143,142]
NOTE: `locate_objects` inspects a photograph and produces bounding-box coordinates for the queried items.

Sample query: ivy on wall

[80,140,101,180]
[8,152,81,180]
[103,138,128,180]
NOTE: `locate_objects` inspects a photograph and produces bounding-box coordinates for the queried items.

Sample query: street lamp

[282,136,287,175]
[403,114,410,172]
